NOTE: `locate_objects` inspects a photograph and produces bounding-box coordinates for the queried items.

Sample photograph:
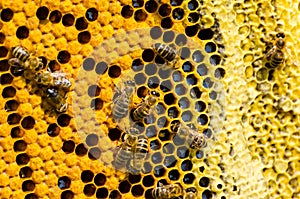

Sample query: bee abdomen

[154,43,177,62]
[12,47,30,62]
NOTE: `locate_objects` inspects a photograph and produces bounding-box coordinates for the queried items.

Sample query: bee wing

[264,46,276,59]
[8,58,23,66]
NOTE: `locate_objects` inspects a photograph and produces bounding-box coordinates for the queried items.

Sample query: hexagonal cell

[181,159,193,171]
[162,142,175,154]
[94,173,106,186]
[156,102,166,115]
[62,13,75,26]
[210,54,221,66]
[153,165,166,177]
[183,173,196,184]
[195,100,206,112]
[172,7,185,20]
[199,176,210,187]
[186,74,198,85]
[119,180,131,193]
[171,0,183,6]
[161,17,173,29]
[86,134,99,147]
[75,17,88,30]
[78,31,91,44]
[134,9,148,22]
[158,68,172,79]
[88,147,101,160]
[91,98,104,110]
[197,63,208,76]
[62,140,75,154]
[160,80,172,92]
[181,110,193,122]
[57,114,71,127]
[162,30,175,43]
[172,70,183,82]
[175,84,187,96]
[188,0,199,11]
[192,50,204,63]
[61,190,74,199]
[203,77,214,89]
[13,140,27,152]
[128,173,142,184]
[151,151,163,164]
[150,139,161,150]
[185,24,200,37]
[158,4,172,17]
[157,116,168,128]
[197,114,209,126]
[0,73,14,84]
[81,170,94,183]
[5,99,19,111]
[2,86,16,98]
[58,176,71,189]
[198,28,214,40]
[16,153,30,165]
[7,113,22,125]
[19,166,33,178]
[21,116,35,130]
[84,184,96,197]
[142,175,155,187]
[85,8,98,22]
[22,180,35,191]
[145,63,157,75]
[16,26,29,39]
[168,169,180,180]
[163,155,177,168]
[75,143,88,156]
[178,97,190,109]
[158,129,172,141]
[57,50,71,64]
[1,8,14,22]
[167,106,180,118]
[148,76,160,89]
[164,93,176,105]
[134,72,147,85]
[182,61,194,72]
[108,65,121,78]
[121,5,134,18]
[49,10,62,23]
[145,0,158,13]
[96,188,108,198]
[180,46,191,59]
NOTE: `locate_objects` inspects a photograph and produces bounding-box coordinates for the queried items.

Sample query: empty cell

[160,80,172,92]
[142,49,155,62]
[180,47,191,59]
[148,76,160,89]
[128,173,142,184]
[181,159,193,171]
[210,54,221,66]
[131,184,144,197]
[190,86,202,98]
[186,74,198,85]
[95,61,108,74]
[13,140,27,152]
[214,67,225,79]
[85,7,98,21]
[151,152,163,164]
[150,139,161,150]
[49,10,62,23]
[185,24,200,37]
[134,9,148,22]
[172,8,185,20]
[142,175,154,187]
[163,155,177,168]
[168,106,179,118]
[183,173,195,184]
[16,153,30,165]
[84,184,96,197]
[182,111,193,122]
[163,30,175,43]
[58,176,71,189]
[22,180,35,191]
[188,12,200,23]
[161,17,173,29]
[195,100,206,112]
[62,13,75,26]
[83,58,96,71]
[145,0,158,13]
[153,165,166,177]
[162,143,175,154]
[134,73,146,85]
[85,134,99,146]
[159,4,172,17]
[188,0,199,10]
[36,6,49,20]
[145,63,157,75]
[133,0,144,7]
[175,84,187,96]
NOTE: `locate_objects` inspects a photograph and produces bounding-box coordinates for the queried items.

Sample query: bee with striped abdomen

[265,32,285,68]
[112,80,136,121]
[128,136,148,174]
[152,182,183,199]
[131,90,160,122]
[34,70,72,90]
[46,88,68,113]
[153,43,180,68]
[113,134,136,170]
[171,122,207,150]
[9,46,44,71]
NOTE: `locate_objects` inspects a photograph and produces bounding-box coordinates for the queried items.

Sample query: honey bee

[34,70,72,90]
[152,182,183,199]
[171,122,207,150]
[8,46,44,71]
[46,88,68,113]
[113,134,136,170]
[265,33,285,68]
[184,191,197,199]
[131,90,160,122]
[153,43,180,68]
[128,137,148,174]
[112,80,136,121]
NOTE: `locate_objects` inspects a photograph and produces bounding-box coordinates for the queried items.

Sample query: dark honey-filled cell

[22,180,35,191]
[198,28,214,40]
[75,17,88,30]
[48,60,60,72]
[16,153,30,165]
[83,57,95,71]
[153,165,166,177]
[109,190,122,199]
[185,24,200,37]
[132,184,144,197]
[128,173,142,184]
[150,139,161,150]
[150,26,162,39]
[134,72,147,85]
[95,61,108,74]
[49,10,62,23]
[121,5,134,18]
[198,114,209,125]
[96,188,108,198]
[21,116,35,130]
[61,190,74,199]
[161,17,173,29]
[154,54,165,65]
[62,140,75,153]
[136,86,147,98]
[94,173,106,186]
[85,7,98,21]
[62,13,75,26]
[188,0,199,10]
[57,114,71,127]
[164,155,177,168]
[168,169,180,180]
[142,175,154,187]
[1,8,13,22]
[36,6,49,20]
[178,97,190,109]
[163,30,175,43]
[199,176,210,187]
[81,170,94,183]
[164,93,176,105]
[19,166,33,178]
[0,60,10,71]
[119,180,131,193]
[151,152,163,164]
[58,176,71,189]
[108,128,122,141]
[13,139,27,152]
[167,106,179,118]
[181,159,193,171]
[7,113,22,125]
[11,126,24,138]
[75,143,88,156]
[215,67,225,79]
[57,50,71,64]
[172,8,185,20]
[205,42,217,53]
[85,134,99,147]
[183,173,195,184]
[108,65,121,78]
[47,123,60,137]
[5,99,19,111]
[78,31,91,44]
[171,0,183,6]
[84,184,96,196]
[88,85,101,97]
[134,9,148,22]
[0,46,8,57]
[0,32,5,43]
[210,54,221,66]
[25,193,38,199]
[202,190,213,199]
[145,0,158,13]
[142,49,154,62]
[158,4,172,17]
[88,147,101,160]
[176,84,188,98]
[188,12,200,23]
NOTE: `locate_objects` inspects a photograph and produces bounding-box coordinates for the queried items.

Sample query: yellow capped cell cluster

[0,0,299,199]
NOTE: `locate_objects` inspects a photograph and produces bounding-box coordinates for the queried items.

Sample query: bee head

[276,38,285,49]
[276,32,285,39]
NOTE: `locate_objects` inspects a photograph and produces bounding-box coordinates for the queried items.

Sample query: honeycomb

[0,0,299,199]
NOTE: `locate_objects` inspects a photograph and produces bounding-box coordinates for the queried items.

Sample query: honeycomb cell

[13,140,27,152]
[197,63,208,76]
[134,73,147,85]
[164,155,177,168]
[83,58,95,71]
[75,17,88,31]
[148,76,160,89]
[142,49,155,62]
[86,134,99,147]
[172,8,185,20]
[81,170,94,183]
[36,6,49,21]
[121,5,134,19]
[95,61,108,74]
[134,9,148,22]
[164,93,176,105]
[57,50,71,64]
[185,24,200,37]
[181,159,193,171]
[203,128,213,138]
[161,17,173,29]
[57,114,71,127]
[94,173,106,186]
[205,42,217,53]
[150,26,162,39]
[16,153,30,165]
[145,0,158,13]
[25,193,38,199]
[195,100,206,112]
[88,147,101,160]
[48,60,60,72]
[203,77,214,89]
[21,116,35,130]
[153,165,166,177]
[190,86,202,98]
[182,110,193,122]
[202,190,212,199]
[61,190,74,199]
[192,50,204,63]
[198,28,214,40]
[162,31,175,43]
[1,8,14,22]
[186,74,198,85]
[78,31,91,44]
[199,176,210,187]
[0,73,13,85]
[144,63,157,76]
[188,0,199,10]
[132,184,144,197]
[119,180,131,193]
[188,12,200,23]
[142,175,154,187]
[5,99,19,111]
[196,150,204,159]
[22,180,35,191]
[62,14,75,27]
[151,152,163,164]
[0,32,5,43]
[49,10,62,23]
[19,166,33,178]
[215,67,225,79]
[198,114,209,125]
[0,46,8,57]
[150,139,161,150]
[171,0,183,6]
[47,123,60,137]
[58,176,71,189]
[183,173,195,184]
[159,4,172,17]
[84,184,96,196]
[11,126,24,138]
[176,83,187,96]
[85,8,98,22]
[88,85,101,97]
[62,140,75,154]
[96,188,108,198]
[0,60,9,71]
[108,65,121,78]
[167,106,179,118]
[145,125,157,138]
[7,113,22,124]
[168,169,180,180]
[210,54,221,66]
[108,128,122,141]
[109,190,121,199]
